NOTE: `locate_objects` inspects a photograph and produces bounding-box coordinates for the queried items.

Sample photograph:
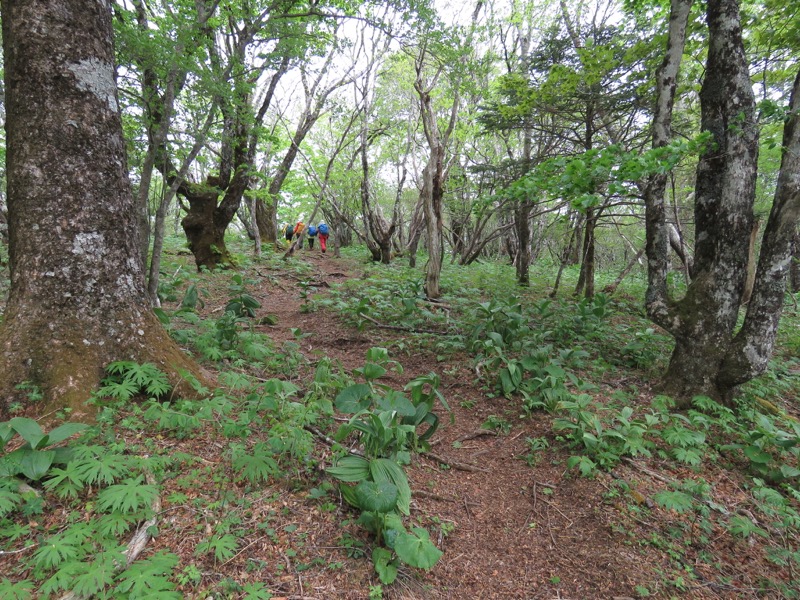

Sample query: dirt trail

[249,250,660,599]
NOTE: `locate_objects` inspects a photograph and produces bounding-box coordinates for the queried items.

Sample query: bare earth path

[231,249,675,600]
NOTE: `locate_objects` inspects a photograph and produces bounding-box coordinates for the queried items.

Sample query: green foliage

[0,418,88,481]
[225,273,261,318]
[326,348,446,581]
[99,361,171,401]
[195,533,239,563]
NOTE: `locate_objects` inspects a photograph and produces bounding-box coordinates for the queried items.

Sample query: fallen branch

[305,425,365,457]
[358,311,444,335]
[422,451,489,473]
[455,430,498,443]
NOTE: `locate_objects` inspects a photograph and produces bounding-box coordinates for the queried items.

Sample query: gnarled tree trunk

[644,0,786,406]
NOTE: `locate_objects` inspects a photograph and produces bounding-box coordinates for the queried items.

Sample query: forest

[0,0,799,598]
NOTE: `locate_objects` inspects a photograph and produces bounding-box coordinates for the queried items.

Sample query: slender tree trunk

[515,201,532,286]
[407,196,425,268]
[0,0,208,417]
[603,248,645,296]
[574,209,596,299]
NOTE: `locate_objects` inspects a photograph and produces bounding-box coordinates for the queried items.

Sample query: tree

[0,0,207,417]
[644,0,800,405]
[414,3,483,299]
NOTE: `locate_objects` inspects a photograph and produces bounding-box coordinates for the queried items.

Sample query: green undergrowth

[311,249,800,597]
[2,239,800,598]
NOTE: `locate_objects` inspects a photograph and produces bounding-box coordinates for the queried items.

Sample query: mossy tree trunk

[0,0,209,419]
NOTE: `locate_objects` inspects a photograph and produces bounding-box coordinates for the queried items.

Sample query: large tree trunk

[181,183,233,269]
[646,0,760,405]
[0,0,208,418]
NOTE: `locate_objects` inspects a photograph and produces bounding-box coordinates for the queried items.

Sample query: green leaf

[0,487,22,517]
[45,423,88,445]
[654,490,694,513]
[196,534,238,562]
[19,449,55,480]
[72,550,119,597]
[326,455,370,482]
[376,392,417,417]
[233,452,278,484]
[393,527,442,569]
[114,551,180,598]
[369,458,411,515]
[355,481,398,513]
[97,478,158,514]
[743,446,773,465]
[0,422,15,448]
[335,384,373,413]
[8,418,44,448]
[372,547,398,584]
[728,514,768,539]
[362,362,387,381]
[0,578,34,600]
[566,455,596,477]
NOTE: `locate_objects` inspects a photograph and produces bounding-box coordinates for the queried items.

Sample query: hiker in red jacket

[317,222,329,253]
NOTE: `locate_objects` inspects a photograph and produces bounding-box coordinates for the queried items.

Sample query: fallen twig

[358,311,444,335]
[455,429,498,443]
[422,451,489,473]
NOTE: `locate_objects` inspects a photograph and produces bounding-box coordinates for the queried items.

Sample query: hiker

[283,223,294,243]
[307,224,318,249]
[317,222,330,253]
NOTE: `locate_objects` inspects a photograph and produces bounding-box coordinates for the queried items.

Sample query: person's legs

[320,234,327,253]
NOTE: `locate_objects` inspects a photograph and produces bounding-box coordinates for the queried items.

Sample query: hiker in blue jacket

[307,224,318,249]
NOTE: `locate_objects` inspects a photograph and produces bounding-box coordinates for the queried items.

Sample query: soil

[3,247,797,600]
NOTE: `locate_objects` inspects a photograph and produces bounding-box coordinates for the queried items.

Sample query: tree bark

[646,0,760,405]
[0,0,208,418]
[718,67,800,389]
[644,0,694,328]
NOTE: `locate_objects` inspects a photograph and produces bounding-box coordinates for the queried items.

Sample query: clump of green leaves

[0,418,88,482]
[326,349,447,583]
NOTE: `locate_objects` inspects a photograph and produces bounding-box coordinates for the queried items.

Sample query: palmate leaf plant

[98,361,171,402]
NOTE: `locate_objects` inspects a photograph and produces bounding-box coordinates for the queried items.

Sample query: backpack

[318,223,329,235]
[307,225,317,236]
[284,224,293,240]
